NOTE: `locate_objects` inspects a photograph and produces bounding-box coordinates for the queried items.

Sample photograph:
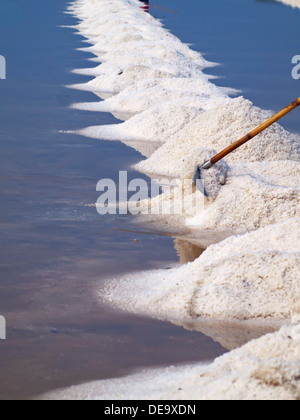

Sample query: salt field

[0,0,299,400]
[36,0,300,400]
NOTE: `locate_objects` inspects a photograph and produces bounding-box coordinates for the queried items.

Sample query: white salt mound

[38,324,300,400]
[188,160,300,232]
[275,0,300,9]
[72,77,233,116]
[77,102,203,143]
[102,219,300,325]
[68,0,216,96]
[136,97,300,178]
[139,157,299,235]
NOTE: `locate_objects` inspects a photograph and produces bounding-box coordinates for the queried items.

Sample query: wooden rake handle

[209,97,300,166]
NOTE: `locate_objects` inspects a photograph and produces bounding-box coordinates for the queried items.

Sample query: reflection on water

[174,239,205,263]
[174,318,284,351]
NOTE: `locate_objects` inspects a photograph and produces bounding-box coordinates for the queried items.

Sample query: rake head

[193,164,208,197]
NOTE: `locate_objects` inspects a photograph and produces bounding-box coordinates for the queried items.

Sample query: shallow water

[0,0,299,400]
[0,0,225,400]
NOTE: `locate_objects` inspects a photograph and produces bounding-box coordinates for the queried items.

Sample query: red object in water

[139,0,149,13]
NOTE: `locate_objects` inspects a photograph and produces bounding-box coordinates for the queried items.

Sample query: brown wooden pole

[208,97,300,166]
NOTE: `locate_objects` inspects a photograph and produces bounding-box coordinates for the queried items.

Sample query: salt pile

[61,0,300,400]
[72,77,233,117]
[103,219,300,326]
[77,102,203,143]
[188,160,299,232]
[68,0,215,98]
[137,97,300,176]
[275,0,300,9]
[39,324,300,400]
[67,0,300,237]
[136,157,299,236]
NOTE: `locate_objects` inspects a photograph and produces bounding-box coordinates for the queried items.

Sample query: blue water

[154,0,300,132]
[0,0,299,400]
